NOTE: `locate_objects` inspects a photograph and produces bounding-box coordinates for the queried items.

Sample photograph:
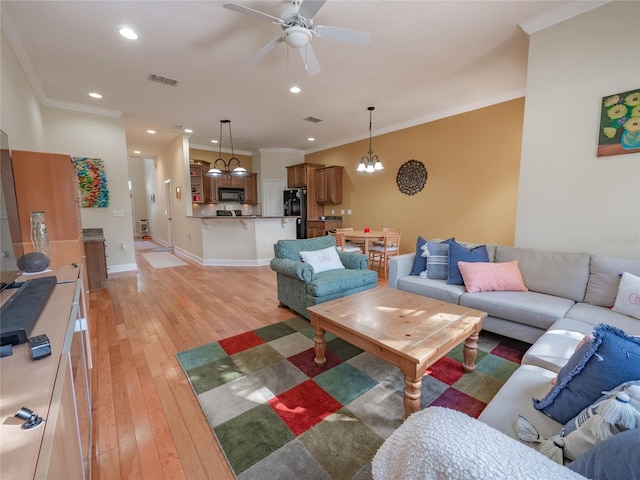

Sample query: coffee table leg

[463,332,479,372]
[403,374,422,420]
[313,322,327,367]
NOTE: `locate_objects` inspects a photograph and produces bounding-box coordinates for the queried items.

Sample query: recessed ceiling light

[211,139,218,144]
[307,137,315,142]
[147,130,156,134]
[290,86,301,93]
[133,150,141,154]
[89,92,102,99]
[119,27,138,40]
[184,128,193,133]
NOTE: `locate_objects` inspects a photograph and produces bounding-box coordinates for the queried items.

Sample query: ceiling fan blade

[245,36,285,63]
[299,44,321,76]
[223,3,284,26]
[298,0,327,21]
[314,25,370,46]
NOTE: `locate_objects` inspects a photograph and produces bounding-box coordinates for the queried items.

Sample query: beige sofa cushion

[584,255,640,307]
[494,246,590,302]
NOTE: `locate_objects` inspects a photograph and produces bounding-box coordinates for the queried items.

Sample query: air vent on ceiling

[172,124,184,130]
[303,116,323,123]
[148,73,179,87]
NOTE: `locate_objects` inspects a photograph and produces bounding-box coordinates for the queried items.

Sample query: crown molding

[519,0,612,36]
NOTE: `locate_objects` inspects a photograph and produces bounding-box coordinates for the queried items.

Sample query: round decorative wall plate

[396,159,427,195]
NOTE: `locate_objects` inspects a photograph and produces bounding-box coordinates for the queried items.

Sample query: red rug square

[269,380,343,436]
[427,356,466,385]
[491,339,528,364]
[431,388,487,418]
[287,348,343,378]
[218,331,265,355]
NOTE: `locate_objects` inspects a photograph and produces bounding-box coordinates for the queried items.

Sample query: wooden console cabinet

[307,219,343,238]
[83,229,107,291]
[0,266,92,480]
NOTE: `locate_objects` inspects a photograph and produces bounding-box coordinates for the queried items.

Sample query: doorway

[163,179,174,250]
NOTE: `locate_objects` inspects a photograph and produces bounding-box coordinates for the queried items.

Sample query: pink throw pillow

[457,260,528,293]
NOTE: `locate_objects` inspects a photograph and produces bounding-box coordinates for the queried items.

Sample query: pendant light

[357,106,384,173]
[206,120,247,177]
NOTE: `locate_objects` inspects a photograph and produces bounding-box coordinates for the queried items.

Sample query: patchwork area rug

[176,317,529,480]
[141,251,187,269]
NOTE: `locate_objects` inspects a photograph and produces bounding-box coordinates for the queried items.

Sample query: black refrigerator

[284,188,307,239]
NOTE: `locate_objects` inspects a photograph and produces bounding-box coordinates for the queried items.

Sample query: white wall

[517,1,640,258]
[1,29,137,271]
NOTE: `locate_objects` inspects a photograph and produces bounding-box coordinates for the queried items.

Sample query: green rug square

[176,342,227,371]
[451,369,505,403]
[476,353,520,381]
[188,356,244,394]
[283,316,312,331]
[214,403,295,474]
[300,408,383,480]
[231,343,284,374]
[314,362,377,405]
[254,322,297,342]
[446,342,489,364]
[326,337,364,361]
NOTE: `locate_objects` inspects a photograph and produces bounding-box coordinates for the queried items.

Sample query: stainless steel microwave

[219,188,244,202]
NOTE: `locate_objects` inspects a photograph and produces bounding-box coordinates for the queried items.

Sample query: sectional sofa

[381,239,640,476]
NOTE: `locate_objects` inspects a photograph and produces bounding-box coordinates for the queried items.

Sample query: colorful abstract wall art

[598,89,640,157]
[73,157,110,207]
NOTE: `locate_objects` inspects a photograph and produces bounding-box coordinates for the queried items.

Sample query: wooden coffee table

[307,286,486,419]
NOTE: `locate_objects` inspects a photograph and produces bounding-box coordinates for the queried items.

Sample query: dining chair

[373,227,401,247]
[368,230,401,278]
[330,228,362,253]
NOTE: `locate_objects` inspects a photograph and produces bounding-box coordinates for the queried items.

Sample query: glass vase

[30,211,50,258]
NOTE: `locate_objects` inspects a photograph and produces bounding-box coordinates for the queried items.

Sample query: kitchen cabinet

[217,175,243,187]
[315,166,343,204]
[286,162,324,221]
[307,219,343,238]
[190,160,211,203]
[11,150,88,288]
[242,173,258,205]
[286,162,324,188]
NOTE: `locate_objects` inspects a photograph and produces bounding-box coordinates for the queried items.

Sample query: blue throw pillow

[533,324,640,424]
[425,240,450,280]
[447,240,489,285]
[568,429,640,480]
[410,236,428,275]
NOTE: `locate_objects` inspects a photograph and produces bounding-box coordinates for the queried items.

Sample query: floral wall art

[73,157,110,207]
[597,89,640,157]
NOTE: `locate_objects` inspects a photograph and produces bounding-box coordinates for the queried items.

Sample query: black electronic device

[28,334,51,360]
[0,276,57,345]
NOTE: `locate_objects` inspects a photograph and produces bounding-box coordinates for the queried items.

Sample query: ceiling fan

[222,0,371,76]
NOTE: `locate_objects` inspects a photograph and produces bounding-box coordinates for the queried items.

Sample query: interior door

[164,179,174,249]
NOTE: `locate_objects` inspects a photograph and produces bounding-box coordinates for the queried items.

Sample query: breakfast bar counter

[188,215,298,266]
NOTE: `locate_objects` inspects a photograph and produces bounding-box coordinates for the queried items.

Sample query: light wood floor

[90,243,385,479]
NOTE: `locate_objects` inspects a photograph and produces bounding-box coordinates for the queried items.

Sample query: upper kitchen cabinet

[286,162,324,188]
[190,160,211,203]
[242,173,258,205]
[315,166,344,204]
[217,175,243,187]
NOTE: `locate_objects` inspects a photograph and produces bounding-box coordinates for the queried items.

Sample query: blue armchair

[270,235,378,319]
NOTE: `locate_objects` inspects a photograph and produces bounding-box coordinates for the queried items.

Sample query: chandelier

[206,120,247,177]
[357,107,384,173]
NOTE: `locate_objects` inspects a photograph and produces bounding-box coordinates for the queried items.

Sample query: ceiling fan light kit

[223,0,370,76]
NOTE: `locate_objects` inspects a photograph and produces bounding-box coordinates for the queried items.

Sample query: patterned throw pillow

[612,271,640,319]
[424,240,450,280]
[299,246,345,274]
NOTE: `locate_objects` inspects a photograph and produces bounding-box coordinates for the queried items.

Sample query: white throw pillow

[612,271,640,319]
[299,246,345,273]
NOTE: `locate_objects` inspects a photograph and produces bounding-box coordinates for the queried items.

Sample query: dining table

[343,230,384,255]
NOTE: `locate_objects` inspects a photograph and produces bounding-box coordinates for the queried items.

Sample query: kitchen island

[187,215,298,266]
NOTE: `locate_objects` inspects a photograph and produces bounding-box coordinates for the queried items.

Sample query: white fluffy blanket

[371,407,587,480]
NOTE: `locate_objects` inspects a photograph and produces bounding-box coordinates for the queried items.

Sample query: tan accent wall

[305,98,524,253]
